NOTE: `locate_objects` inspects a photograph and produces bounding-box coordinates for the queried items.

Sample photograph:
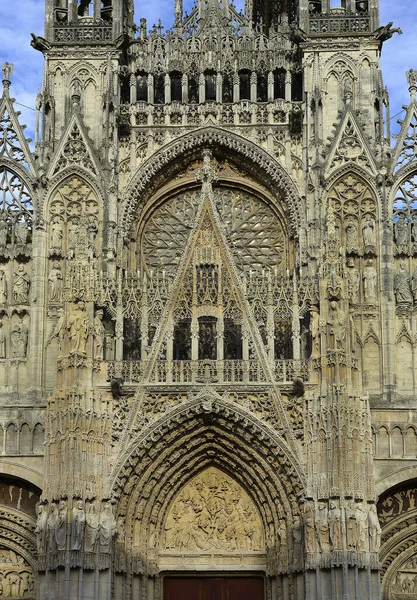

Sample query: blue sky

[0,0,415,144]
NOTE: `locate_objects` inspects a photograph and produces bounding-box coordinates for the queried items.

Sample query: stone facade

[0,0,416,598]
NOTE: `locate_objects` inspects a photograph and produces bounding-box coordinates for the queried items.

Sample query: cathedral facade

[0,0,416,598]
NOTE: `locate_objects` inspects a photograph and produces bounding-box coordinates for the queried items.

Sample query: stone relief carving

[363,260,377,303]
[93,309,105,360]
[0,319,5,358]
[10,318,28,358]
[0,548,34,598]
[164,467,264,553]
[48,261,63,302]
[13,265,30,304]
[0,269,6,303]
[67,301,88,354]
[394,261,413,305]
[71,500,86,551]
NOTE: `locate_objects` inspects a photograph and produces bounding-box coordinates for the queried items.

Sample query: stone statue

[67,222,79,259]
[362,216,375,250]
[13,265,30,304]
[11,318,28,358]
[67,301,88,354]
[304,502,316,553]
[346,500,357,551]
[345,221,358,252]
[395,214,409,247]
[407,69,417,87]
[50,221,63,254]
[355,503,368,552]
[2,62,13,81]
[412,267,417,303]
[329,500,342,551]
[327,300,346,350]
[316,501,330,553]
[47,308,66,351]
[99,503,117,551]
[48,262,63,302]
[35,504,48,554]
[47,503,58,552]
[85,503,100,552]
[394,261,413,304]
[0,216,7,248]
[363,260,377,302]
[368,504,381,553]
[93,309,105,360]
[347,259,360,304]
[0,269,7,303]
[14,219,28,245]
[0,320,5,358]
[310,306,320,358]
[55,500,67,551]
[71,500,86,551]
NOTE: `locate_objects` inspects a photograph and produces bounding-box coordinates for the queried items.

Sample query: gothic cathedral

[0,0,416,598]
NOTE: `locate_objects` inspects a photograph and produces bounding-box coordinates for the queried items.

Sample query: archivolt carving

[121,127,304,236]
[163,467,264,553]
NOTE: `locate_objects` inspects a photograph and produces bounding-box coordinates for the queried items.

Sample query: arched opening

[170,71,182,102]
[205,71,216,101]
[136,72,148,102]
[239,69,251,100]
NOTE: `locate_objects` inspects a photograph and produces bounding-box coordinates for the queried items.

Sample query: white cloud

[0,0,415,143]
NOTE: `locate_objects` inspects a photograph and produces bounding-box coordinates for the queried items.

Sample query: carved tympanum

[163,467,264,553]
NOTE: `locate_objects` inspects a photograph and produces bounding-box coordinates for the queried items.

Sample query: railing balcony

[308,13,370,35]
[107,359,309,386]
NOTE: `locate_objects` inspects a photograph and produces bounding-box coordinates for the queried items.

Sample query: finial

[2,63,13,93]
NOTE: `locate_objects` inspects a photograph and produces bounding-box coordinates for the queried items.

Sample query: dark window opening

[154,75,165,104]
[274,321,292,359]
[120,74,130,103]
[205,72,216,101]
[257,73,268,102]
[292,72,303,101]
[188,76,199,103]
[136,73,148,101]
[274,69,286,99]
[198,317,217,360]
[170,72,182,102]
[239,70,251,101]
[123,318,141,360]
[101,0,112,21]
[222,74,233,103]
[356,0,368,13]
[173,320,191,360]
[308,0,322,13]
[224,320,242,359]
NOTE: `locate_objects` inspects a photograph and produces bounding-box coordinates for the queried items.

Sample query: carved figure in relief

[345,221,358,253]
[407,69,417,87]
[355,503,368,552]
[394,261,413,304]
[329,500,342,551]
[71,500,86,550]
[0,270,7,303]
[35,504,48,553]
[8,573,19,597]
[0,320,5,358]
[11,318,28,358]
[412,266,417,303]
[14,218,28,245]
[368,504,381,552]
[50,221,63,254]
[48,261,63,302]
[67,222,79,259]
[0,216,7,248]
[292,515,303,569]
[316,501,330,553]
[85,503,100,552]
[362,216,375,250]
[395,214,409,247]
[310,306,320,358]
[327,300,346,350]
[347,259,360,304]
[13,265,30,304]
[304,502,316,553]
[55,500,67,551]
[363,260,377,302]
[346,500,357,551]
[99,503,117,550]
[47,503,58,552]
[47,308,66,351]
[67,301,88,354]
[93,309,105,359]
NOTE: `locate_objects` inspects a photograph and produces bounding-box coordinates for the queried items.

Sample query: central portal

[163,576,264,600]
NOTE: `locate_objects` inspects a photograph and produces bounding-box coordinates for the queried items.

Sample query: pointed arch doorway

[163,575,264,600]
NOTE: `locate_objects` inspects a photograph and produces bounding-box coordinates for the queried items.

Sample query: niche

[198,317,217,360]
[136,73,148,101]
[273,69,285,100]
[205,71,216,101]
[173,320,191,360]
[170,72,182,102]
[239,70,251,101]
[222,74,233,103]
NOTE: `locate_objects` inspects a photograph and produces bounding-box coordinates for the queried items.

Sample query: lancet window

[0,168,33,248]
[393,173,417,254]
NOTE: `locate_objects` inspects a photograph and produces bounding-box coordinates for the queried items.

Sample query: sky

[0,0,415,145]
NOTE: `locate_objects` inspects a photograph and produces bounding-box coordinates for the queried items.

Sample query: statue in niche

[395,214,409,248]
[327,300,346,350]
[50,221,63,254]
[55,500,67,551]
[67,301,88,354]
[347,258,360,304]
[0,269,7,303]
[87,222,97,259]
[99,503,117,551]
[47,503,58,552]
[412,220,417,243]
[35,504,48,553]
[292,515,303,569]
[368,504,381,552]
[412,266,417,303]
[278,518,288,570]
[93,309,105,360]
[47,308,66,351]
[345,221,358,253]
[304,502,316,553]
[71,500,86,551]
[48,261,63,302]
[85,503,100,552]
[13,265,30,304]
[0,320,5,358]
[316,501,330,553]
[67,221,79,259]
[0,215,7,248]
[363,260,377,302]
[346,500,357,551]
[394,261,413,304]
[14,218,28,245]
[8,573,20,597]
[310,306,320,358]
[329,500,342,551]
[11,318,28,358]
[362,216,375,250]
[355,503,368,552]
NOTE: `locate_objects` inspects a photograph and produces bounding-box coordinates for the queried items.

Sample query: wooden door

[164,576,264,600]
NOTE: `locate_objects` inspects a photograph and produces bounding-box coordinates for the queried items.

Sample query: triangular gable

[47,111,100,178]
[0,83,36,176]
[324,108,377,175]
[392,102,417,173]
